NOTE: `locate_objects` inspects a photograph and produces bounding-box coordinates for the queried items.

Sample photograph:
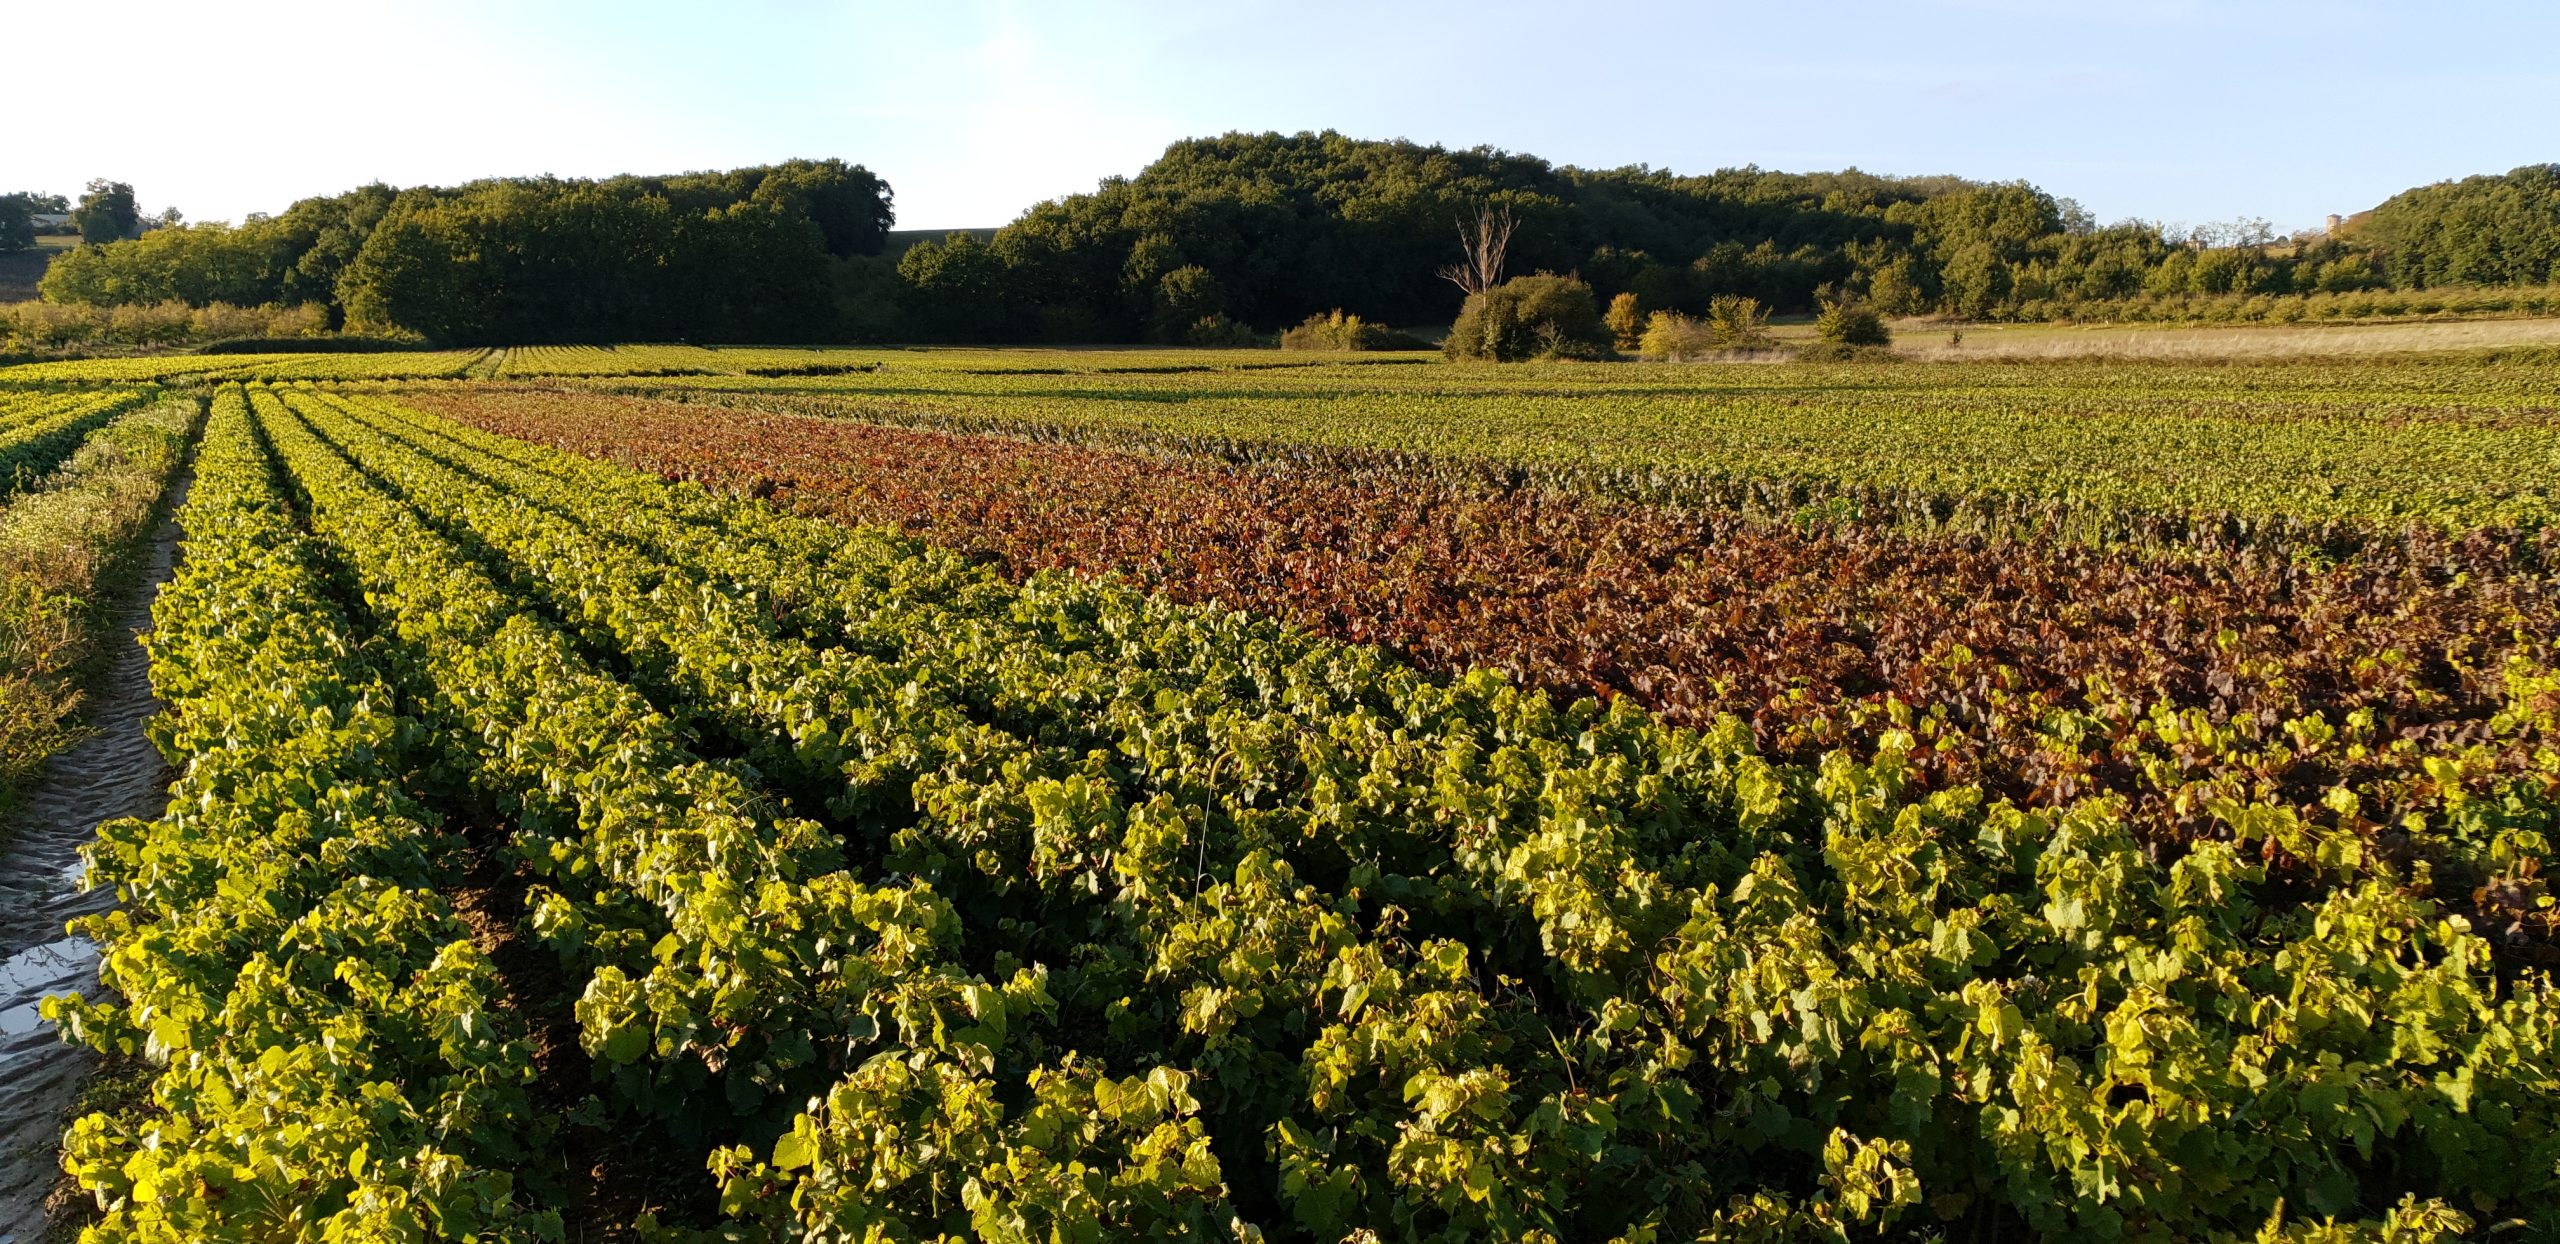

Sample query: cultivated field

[0,345,2554,1241]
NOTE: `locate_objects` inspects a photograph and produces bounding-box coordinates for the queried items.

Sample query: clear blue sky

[17,0,2554,233]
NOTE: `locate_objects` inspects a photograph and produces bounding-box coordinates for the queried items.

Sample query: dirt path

[0,479,187,1241]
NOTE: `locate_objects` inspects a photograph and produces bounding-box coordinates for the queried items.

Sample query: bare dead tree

[1437,201,1516,298]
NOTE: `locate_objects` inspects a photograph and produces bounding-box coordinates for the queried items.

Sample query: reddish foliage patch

[410,389,2560,909]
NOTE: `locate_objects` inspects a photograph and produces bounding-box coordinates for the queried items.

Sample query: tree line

[15,136,2560,344]
[28,161,892,344]
[893,134,2560,342]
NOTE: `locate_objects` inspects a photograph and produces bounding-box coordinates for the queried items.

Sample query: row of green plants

[0,350,488,385]
[0,389,157,501]
[45,389,568,1239]
[260,387,1241,1238]
[0,355,286,385]
[159,383,2553,1239]
[480,344,891,379]
[0,393,191,808]
[20,345,2537,548]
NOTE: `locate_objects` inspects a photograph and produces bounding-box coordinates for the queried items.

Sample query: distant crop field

[570,347,2560,532]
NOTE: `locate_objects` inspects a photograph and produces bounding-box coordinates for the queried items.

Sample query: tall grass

[0,399,197,809]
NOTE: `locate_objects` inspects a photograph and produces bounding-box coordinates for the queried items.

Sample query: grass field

[0,343,2555,1241]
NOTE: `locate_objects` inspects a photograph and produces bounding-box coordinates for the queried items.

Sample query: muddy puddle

[0,486,184,1241]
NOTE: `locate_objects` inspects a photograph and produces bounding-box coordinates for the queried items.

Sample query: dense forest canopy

[2365,163,2560,289]
[897,137,2557,342]
[18,137,2560,344]
[897,135,2077,340]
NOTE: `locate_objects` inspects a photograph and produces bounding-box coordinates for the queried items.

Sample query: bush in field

[1636,312,1714,359]
[1815,298,1891,346]
[1183,313,1262,347]
[1281,310,1356,350]
[1707,294,1772,344]
[1445,273,1611,362]
[1638,296,1778,360]
[1280,310,1426,351]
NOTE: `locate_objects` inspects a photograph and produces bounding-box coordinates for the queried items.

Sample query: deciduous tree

[72,180,140,245]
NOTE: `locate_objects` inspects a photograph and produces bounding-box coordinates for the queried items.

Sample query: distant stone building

[29,213,71,232]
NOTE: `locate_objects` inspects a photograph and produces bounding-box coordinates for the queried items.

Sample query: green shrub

[1182,313,1262,348]
[1444,274,1611,362]
[1867,260,1926,316]
[2316,258,2377,293]
[1706,295,1773,345]
[1639,296,1777,360]
[1279,310,1425,351]
[1814,299,1890,346]
[1637,311,1713,359]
